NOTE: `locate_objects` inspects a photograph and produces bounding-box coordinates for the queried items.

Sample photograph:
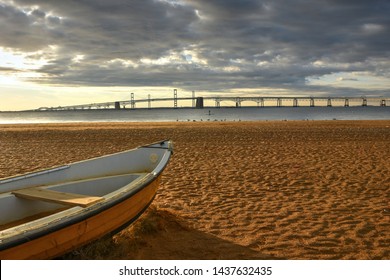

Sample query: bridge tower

[192,91,195,107]
[362,97,367,106]
[236,98,241,107]
[215,98,221,108]
[131,93,135,109]
[174,89,178,108]
[148,94,151,109]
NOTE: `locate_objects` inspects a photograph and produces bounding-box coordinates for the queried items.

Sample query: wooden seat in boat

[12,188,104,207]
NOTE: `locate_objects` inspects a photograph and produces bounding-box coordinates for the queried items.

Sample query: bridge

[36,89,389,111]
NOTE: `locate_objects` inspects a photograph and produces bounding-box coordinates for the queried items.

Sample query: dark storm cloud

[1,0,198,57]
[189,0,389,60]
[0,2,49,50]
[1,0,389,96]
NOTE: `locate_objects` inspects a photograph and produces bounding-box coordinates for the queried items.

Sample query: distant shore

[1,120,389,259]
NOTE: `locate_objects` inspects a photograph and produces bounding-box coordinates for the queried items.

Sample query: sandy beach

[0,120,389,260]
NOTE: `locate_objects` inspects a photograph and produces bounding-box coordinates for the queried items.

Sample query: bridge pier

[293,98,298,107]
[277,98,282,107]
[115,102,121,110]
[362,98,367,106]
[256,99,264,107]
[381,99,386,106]
[310,98,315,107]
[344,99,349,107]
[196,97,204,108]
[327,98,332,107]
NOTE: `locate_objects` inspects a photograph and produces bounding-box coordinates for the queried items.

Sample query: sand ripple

[0,121,389,259]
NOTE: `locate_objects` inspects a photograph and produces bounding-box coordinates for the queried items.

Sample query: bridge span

[36,91,389,111]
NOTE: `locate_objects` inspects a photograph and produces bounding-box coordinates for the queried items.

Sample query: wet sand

[0,120,389,259]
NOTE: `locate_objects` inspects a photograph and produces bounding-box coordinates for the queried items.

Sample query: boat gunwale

[0,140,172,252]
[0,139,172,189]
[0,165,71,186]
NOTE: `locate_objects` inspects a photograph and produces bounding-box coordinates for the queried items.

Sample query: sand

[0,120,389,260]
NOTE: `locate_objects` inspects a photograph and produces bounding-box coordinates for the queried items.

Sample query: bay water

[0,106,389,124]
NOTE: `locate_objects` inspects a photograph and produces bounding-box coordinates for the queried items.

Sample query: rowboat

[0,140,173,259]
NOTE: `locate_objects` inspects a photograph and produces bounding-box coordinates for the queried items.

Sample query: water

[0,106,389,124]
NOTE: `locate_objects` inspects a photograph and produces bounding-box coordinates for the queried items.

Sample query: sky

[0,0,389,110]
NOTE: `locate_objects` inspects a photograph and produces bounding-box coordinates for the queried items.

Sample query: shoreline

[1,106,390,125]
[1,118,389,128]
[1,120,389,259]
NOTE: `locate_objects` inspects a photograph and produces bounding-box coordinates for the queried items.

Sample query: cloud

[0,0,389,97]
[0,66,20,72]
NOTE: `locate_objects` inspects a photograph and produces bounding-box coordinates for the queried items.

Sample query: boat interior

[0,172,147,231]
